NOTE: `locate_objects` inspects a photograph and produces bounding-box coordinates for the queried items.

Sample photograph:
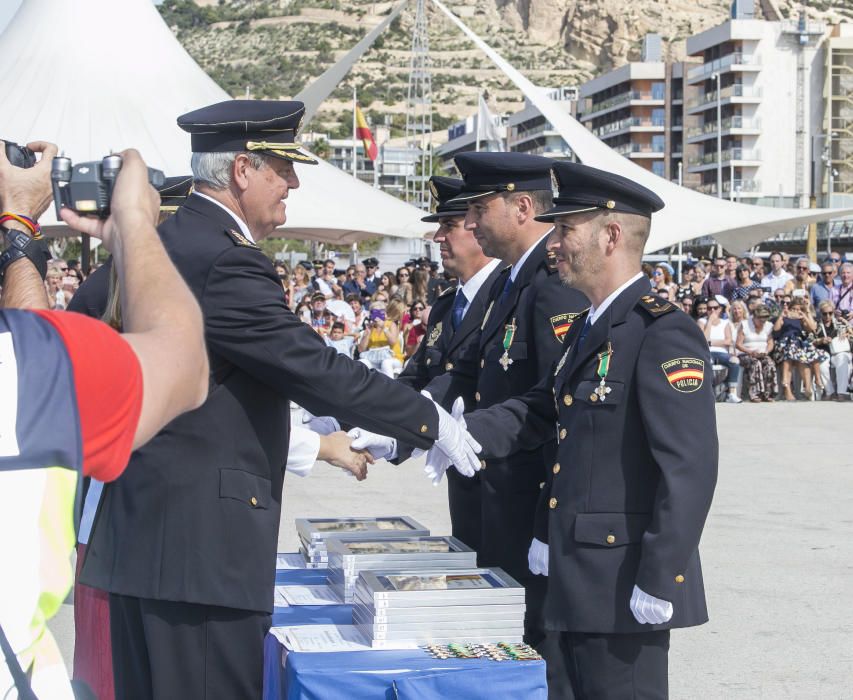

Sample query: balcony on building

[685,83,762,114]
[686,115,761,143]
[687,147,761,172]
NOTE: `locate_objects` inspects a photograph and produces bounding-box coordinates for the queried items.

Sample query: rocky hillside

[159,0,852,138]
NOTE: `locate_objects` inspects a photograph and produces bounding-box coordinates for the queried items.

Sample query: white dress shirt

[457,259,501,320]
[588,272,645,327]
[509,231,551,283]
[194,191,255,243]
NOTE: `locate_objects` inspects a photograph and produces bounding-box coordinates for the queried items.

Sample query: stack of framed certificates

[295,516,430,568]
[326,536,477,602]
[352,568,526,648]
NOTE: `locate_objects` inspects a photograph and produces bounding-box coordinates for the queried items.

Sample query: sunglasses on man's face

[796,266,809,272]
[822,311,834,316]
[707,304,720,310]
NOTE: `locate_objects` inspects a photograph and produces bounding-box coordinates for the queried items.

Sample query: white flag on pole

[477,93,504,151]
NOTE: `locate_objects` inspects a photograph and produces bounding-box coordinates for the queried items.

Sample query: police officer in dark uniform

[358,175,502,551]
[437,152,588,694]
[79,100,480,700]
[461,161,718,698]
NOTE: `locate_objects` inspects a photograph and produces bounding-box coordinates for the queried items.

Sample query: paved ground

[50,403,853,698]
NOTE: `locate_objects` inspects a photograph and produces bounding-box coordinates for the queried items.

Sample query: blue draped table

[262,558,547,699]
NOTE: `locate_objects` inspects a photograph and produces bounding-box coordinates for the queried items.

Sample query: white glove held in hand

[630,585,673,625]
[528,538,549,576]
[421,395,482,484]
[301,410,340,436]
[347,428,397,461]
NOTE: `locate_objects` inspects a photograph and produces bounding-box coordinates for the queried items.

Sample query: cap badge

[429,180,439,200]
[506,183,516,192]
[605,200,616,209]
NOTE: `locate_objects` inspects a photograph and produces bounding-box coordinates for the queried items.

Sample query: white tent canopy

[431,0,853,254]
[0,0,433,244]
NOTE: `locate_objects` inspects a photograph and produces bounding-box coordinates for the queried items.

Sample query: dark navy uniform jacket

[443,235,588,583]
[396,262,503,551]
[80,194,439,613]
[465,275,718,633]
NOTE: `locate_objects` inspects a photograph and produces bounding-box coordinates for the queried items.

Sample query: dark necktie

[499,275,515,306]
[575,316,592,352]
[451,289,466,331]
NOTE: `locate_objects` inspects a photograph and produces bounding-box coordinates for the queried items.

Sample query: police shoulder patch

[637,294,675,317]
[549,311,582,343]
[661,357,705,392]
[225,229,259,249]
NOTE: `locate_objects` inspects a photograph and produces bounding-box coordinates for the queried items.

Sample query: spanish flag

[355,105,379,162]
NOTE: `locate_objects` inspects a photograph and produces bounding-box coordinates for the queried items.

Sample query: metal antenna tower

[405,0,433,210]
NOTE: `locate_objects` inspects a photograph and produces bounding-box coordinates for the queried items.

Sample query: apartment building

[576,35,687,181]
[506,86,577,159]
[824,23,853,209]
[684,2,826,205]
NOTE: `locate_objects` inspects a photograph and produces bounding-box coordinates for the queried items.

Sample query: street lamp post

[714,73,722,199]
[677,161,683,282]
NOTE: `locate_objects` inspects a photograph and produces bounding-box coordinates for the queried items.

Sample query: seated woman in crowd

[357,302,404,378]
[735,304,777,402]
[346,293,369,335]
[691,262,707,297]
[731,263,761,301]
[395,267,414,305]
[291,261,312,305]
[772,295,826,401]
[652,264,678,298]
[698,297,743,403]
[402,300,427,358]
[729,299,749,338]
[813,299,853,401]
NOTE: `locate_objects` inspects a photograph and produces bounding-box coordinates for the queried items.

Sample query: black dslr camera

[3,139,36,168]
[51,154,165,218]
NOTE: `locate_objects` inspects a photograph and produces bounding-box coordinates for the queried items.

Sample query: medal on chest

[590,342,613,402]
[426,322,443,347]
[499,318,517,372]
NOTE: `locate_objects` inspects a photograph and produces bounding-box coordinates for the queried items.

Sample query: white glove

[419,395,482,483]
[302,410,340,436]
[528,538,549,576]
[630,585,673,625]
[348,428,397,461]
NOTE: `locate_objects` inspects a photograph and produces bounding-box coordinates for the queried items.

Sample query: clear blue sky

[0,1,162,34]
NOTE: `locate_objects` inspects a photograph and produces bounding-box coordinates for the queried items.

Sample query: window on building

[652,161,665,177]
[652,109,665,127]
[652,82,666,100]
[652,135,665,152]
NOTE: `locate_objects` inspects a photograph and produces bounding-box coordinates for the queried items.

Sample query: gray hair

[190,151,267,190]
[841,262,853,274]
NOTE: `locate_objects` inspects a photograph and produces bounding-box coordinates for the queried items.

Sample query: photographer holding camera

[357,301,403,377]
[0,144,208,700]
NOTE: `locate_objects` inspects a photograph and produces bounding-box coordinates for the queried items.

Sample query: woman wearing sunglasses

[772,296,826,400]
[813,300,852,400]
[697,297,743,403]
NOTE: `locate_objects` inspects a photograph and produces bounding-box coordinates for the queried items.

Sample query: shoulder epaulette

[438,285,456,299]
[637,293,676,317]
[225,228,260,250]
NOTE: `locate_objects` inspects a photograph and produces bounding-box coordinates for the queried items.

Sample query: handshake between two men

[340,394,482,485]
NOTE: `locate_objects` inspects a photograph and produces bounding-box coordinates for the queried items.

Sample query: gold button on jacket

[445,362,454,371]
[420,424,428,433]
[559,428,567,440]
[549,497,558,509]
[606,534,616,544]
[552,463,560,475]
[675,574,685,584]
[563,394,573,407]
[250,496,258,507]
[475,391,480,402]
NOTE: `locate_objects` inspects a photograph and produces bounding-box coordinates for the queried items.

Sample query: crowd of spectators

[30,244,853,403]
[279,254,452,374]
[652,251,853,402]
